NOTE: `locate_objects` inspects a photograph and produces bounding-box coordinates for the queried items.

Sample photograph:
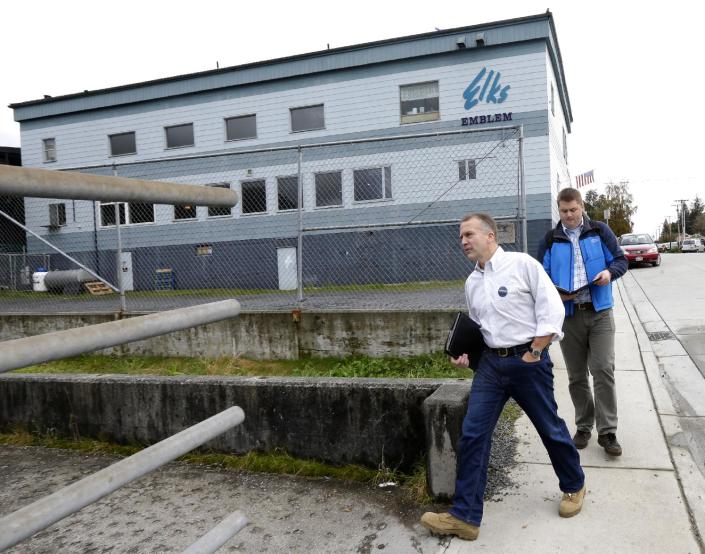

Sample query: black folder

[555,282,591,296]
[444,312,486,369]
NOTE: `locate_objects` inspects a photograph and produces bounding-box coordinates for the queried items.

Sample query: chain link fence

[0,126,525,314]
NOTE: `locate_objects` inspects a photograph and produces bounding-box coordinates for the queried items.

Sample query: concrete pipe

[0,299,241,373]
[0,164,238,207]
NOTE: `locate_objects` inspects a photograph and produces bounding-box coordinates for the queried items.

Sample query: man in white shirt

[421,213,585,541]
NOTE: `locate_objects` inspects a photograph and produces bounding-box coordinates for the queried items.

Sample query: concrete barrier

[0,311,458,359]
[0,374,472,474]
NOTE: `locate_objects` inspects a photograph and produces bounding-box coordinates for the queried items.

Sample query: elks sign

[461,67,512,126]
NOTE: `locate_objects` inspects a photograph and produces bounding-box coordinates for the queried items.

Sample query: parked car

[656,241,678,252]
[619,234,661,267]
[681,238,705,253]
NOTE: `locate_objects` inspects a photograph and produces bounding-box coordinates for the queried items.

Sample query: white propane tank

[32,267,48,292]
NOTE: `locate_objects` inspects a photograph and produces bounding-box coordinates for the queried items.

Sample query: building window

[556,173,561,195]
[109,132,136,156]
[562,127,568,162]
[43,138,56,162]
[550,83,555,116]
[241,179,267,214]
[290,104,324,132]
[225,114,257,141]
[458,159,477,181]
[353,166,392,202]
[174,204,197,221]
[165,123,194,149]
[99,202,154,226]
[277,176,299,211]
[208,183,232,217]
[196,244,213,256]
[400,81,439,124]
[48,203,66,227]
[315,171,343,207]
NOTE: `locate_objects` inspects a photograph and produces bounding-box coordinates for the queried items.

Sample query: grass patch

[0,429,430,503]
[15,352,473,380]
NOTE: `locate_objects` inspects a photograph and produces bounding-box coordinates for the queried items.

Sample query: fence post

[112,166,127,313]
[297,146,304,305]
[518,125,528,254]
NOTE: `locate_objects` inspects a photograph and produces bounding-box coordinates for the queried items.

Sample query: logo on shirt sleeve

[498,286,508,297]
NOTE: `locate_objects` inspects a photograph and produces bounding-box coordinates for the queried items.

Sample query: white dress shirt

[465,247,565,348]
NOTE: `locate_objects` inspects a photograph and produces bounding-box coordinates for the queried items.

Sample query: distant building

[0,146,25,252]
[10,12,572,290]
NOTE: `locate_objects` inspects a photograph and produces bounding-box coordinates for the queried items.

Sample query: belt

[488,342,533,357]
[575,302,594,311]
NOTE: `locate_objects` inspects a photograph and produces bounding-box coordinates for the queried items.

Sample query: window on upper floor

[225,114,257,141]
[241,179,267,214]
[353,166,392,202]
[43,138,56,163]
[400,81,439,124]
[48,203,66,227]
[109,132,137,156]
[165,123,194,149]
[277,176,299,211]
[458,159,477,181]
[208,183,232,217]
[174,203,197,221]
[290,104,324,133]
[562,127,568,162]
[550,83,555,117]
[315,171,343,208]
[100,202,154,226]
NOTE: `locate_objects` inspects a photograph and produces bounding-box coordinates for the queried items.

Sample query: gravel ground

[0,410,518,553]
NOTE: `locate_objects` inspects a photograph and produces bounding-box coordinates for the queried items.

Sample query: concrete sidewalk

[443,281,703,553]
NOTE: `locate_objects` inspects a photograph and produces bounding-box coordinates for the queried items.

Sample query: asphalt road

[627,252,705,376]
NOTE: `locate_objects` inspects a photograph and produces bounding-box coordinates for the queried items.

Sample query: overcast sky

[1,0,702,235]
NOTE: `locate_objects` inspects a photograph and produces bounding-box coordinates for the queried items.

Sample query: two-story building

[9,11,572,291]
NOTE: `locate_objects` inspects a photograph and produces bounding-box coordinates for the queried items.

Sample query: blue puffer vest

[537,217,628,316]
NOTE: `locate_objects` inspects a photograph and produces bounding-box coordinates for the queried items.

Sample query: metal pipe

[0,208,118,292]
[0,406,245,551]
[182,510,248,554]
[302,215,518,234]
[0,164,238,207]
[0,299,241,373]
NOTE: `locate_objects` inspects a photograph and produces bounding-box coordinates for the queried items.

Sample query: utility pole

[674,199,689,245]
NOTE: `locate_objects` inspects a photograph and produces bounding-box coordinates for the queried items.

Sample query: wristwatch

[530,347,542,359]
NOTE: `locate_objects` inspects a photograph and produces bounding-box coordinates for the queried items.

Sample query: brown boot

[559,484,586,518]
[420,512,479,540]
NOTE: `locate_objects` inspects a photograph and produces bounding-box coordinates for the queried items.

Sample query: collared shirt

[465,247,565,348]
[562,219,592,304]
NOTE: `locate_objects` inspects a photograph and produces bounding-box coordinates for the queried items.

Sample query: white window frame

[290,104,325,133]
[353,166,392,203]
[458,159,477,181]
[109,131,137,157]
[225,114,257,142]
[99,202,154,228]
[314,170,344,209]
[164,122,195,149]
[276,175,300,212]
[43,138,56,163]
[173,203,198,222]
[399,81,440,125]
[240,179,268,216]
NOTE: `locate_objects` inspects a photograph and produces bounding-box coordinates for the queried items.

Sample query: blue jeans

[449,349,584,526]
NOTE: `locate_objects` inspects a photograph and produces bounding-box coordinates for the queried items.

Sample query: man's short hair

[461,212,498,237]
[557,187,583,206]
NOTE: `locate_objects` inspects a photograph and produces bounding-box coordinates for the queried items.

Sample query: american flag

[575,170,594,188]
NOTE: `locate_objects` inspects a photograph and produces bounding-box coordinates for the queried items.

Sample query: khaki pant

[559,307,618,435]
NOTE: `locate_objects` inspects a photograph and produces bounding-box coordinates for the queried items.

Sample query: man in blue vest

[538,188,628,456]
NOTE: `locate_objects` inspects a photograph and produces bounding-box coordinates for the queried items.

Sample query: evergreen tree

[687,196,704,235]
